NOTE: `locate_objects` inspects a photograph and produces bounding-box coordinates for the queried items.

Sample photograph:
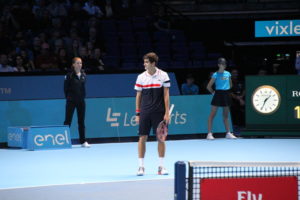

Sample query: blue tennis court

[1,138,300,200]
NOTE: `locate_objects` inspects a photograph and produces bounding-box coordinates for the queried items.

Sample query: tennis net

[175,161,300,200]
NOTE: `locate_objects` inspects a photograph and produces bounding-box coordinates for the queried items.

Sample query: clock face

[252,85,281,114]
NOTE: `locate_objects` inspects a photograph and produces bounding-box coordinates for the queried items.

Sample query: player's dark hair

[143,52,159,64]
[218,57,227,65]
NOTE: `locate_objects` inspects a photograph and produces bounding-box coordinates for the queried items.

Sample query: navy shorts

[138,112,164,136]
[211,90,231,107]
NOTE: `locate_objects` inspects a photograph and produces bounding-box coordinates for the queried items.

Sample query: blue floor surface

[0,138,300,200]
[1,138,300,189]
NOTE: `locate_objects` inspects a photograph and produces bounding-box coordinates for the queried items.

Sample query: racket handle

[169,104,174,116]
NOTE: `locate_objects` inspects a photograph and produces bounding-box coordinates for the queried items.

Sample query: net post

[188,162,193,200]
[174,161,186,200]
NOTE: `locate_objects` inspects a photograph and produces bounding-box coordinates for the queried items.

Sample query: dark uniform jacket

[64,70,86,102]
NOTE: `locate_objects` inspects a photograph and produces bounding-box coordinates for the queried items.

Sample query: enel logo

[34,130,70,146]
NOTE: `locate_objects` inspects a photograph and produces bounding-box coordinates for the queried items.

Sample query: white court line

[0,177,174,191]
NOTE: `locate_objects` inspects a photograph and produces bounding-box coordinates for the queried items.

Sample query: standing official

[64,57,90,147]
[206,57,237,140]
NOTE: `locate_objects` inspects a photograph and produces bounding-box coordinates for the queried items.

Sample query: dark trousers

[64,100,86,144]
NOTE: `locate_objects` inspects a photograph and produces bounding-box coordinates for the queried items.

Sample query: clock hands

[260,95,271,110]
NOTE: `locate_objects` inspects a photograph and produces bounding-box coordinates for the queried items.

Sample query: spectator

[90,47,105,71]
[31,36,42,58]
[70,39,81,58]
[201,71,214,94]
[53,38,65,54]
[82,0,104,18]
[87,27,102,48]
[46,0,69,17]
[105,0,114,18]
[57,48,70,71]
[295,51,300,75]
[15,38,34,61]
[32,0,48,19]
[34,7,52,30]
[257,68,268,76]
[14,55,27,72]
[0,54,17,72]
[153,7,171,33]
[270,63,281,75]
[69,2,88,21]
[86,41,94,58]
[181,74,199,95]
[20,49,35,70]
[1,5,20,31]
[230,69,245,134]
[78,46,94,71]
[35,42,58,70]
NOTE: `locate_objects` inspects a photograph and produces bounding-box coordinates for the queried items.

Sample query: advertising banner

[0,73,180,100]
[201,177,298,200]
[0,95,231,143]
[255,20,300,38]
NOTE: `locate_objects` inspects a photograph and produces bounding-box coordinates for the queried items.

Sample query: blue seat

[169,30,186,43]
[120,61,137,70]
[170,61,187,69]
[132,17,149,31]
[173,54,189,62]
[189,42,206,53]
[103,32,119,43]
[203,60,217,68]
[158,61,170,69]
[172,43,189,55]
[102,56,120,68]
[119,31,135,43]
[100,19,117,32]
[191,60,203,68]
[105,44,120,57]
[136,31,152,43]
[117,20,133,32]
[153,31,171,43]
[206,53,222,60]
[154,44,171,56]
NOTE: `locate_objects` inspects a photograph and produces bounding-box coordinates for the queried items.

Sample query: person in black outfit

[64,57,90,147]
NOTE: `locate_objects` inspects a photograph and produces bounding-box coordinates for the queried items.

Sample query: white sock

[159,157,164,167]
[226,132,231,135]
[139,158,144,167]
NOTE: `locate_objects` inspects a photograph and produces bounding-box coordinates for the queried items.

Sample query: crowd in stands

[0,0,154,72]
[0,0,229,73]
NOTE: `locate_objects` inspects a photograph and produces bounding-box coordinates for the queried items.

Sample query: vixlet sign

[255,20,300,37]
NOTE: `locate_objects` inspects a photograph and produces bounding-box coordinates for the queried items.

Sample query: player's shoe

[158,166,168,175]
[225,132,237,139]
[137,167,145,176]
[81,141,91,148]
[206,133,215,140]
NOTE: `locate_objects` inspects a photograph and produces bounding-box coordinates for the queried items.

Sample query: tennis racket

[156,104,174,142]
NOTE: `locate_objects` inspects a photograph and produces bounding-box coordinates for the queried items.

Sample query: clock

[251,85,281,114]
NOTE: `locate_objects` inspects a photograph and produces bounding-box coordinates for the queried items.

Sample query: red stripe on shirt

[135,84,161,88]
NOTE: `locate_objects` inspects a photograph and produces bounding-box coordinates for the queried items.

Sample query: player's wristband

[136,109,140,116]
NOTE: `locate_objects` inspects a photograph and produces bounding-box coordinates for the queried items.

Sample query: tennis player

[134,52,170,176]
[206,57,237,140]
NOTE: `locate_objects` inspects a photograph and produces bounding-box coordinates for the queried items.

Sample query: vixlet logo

[255,20,300,37]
